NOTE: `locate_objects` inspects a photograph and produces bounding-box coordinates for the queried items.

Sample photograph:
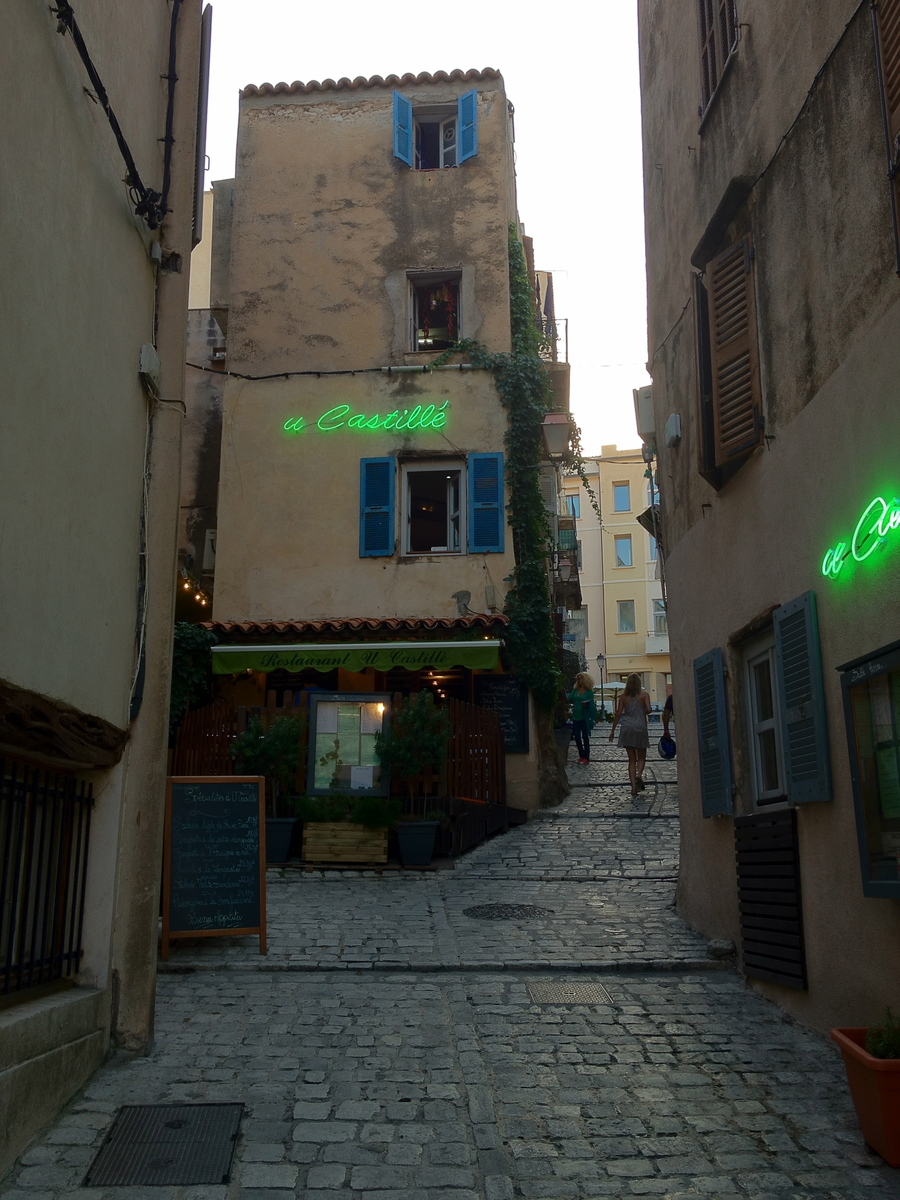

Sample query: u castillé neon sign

[283,401,449,436]
[821,494,900,580]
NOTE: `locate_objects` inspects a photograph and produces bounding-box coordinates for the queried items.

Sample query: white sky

[201,0,650,454]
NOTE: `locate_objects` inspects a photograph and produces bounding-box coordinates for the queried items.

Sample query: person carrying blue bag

[567,672,597,764]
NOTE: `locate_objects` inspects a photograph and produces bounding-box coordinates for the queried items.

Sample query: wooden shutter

[698,0,738,114]
[468,453,504,553]
[735,809,807,990]
[707,236,762,467]
[458,89,479,162]
[393,92,413,166]
[693,647,733,816]
[359,458,395,557]
[773,591,832,804]
[191,5,213,248]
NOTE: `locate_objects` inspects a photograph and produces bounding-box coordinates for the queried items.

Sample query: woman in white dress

[609,673,652,797]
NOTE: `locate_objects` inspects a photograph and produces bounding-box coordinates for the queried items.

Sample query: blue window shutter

[393,92,413,166]
[458,89,478,162]
[774,591,832,803]
[468,453,504,553]
[693,647,733,816]
[360,458,395,557]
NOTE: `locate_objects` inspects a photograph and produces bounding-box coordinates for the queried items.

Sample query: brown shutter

[875,0,900,182]
[707,236,762,466]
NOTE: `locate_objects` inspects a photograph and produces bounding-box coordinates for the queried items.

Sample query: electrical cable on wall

[52,0,181,230]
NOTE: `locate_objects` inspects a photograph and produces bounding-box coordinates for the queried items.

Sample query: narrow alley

[2,737,897,1200]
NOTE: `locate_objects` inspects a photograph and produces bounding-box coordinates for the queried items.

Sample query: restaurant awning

[211,640,502,675]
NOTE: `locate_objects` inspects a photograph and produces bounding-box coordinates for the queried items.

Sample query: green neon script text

[821,494,900,579]
[283,400,449,437]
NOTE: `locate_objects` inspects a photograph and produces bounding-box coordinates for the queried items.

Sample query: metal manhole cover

[463,903,553,920]
[527,980,613,1004]
[84,1103,243,1187]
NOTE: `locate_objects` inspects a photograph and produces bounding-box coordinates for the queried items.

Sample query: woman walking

[567,672,597,764]
[609,673,651,796]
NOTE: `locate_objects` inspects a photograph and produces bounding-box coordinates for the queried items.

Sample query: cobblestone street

[3,737,899,1199]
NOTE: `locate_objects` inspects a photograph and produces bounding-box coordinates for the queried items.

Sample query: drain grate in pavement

[84,1103,243,1187]
[463,903,553,920]
[527,980,613,1004]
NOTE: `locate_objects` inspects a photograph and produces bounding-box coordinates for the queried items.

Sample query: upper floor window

[698,0,738,119]
[653,599,668,635]
[360,454,504,558]
[617,600,636,634]
[393,90,479,169]
[614,535,633,568]
[613,482,630,512]
[565,494,581,519]
[649,535,658,562]
[410,273,460,351]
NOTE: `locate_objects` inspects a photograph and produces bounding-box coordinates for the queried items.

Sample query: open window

[393,90,478,169]
[410,273,460,351]
[403,461,464,555]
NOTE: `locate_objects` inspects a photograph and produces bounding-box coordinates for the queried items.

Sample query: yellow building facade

[562,448,670,704]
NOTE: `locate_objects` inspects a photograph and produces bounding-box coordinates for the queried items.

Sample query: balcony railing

[1,759,93,995]
[645,631,670,654]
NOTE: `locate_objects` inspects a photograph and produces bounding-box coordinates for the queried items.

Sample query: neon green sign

[822,495,900,579]
[283,401,449,436]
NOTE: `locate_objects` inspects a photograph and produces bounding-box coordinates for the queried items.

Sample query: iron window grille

[1,758,93,996]
[698,0,738,119]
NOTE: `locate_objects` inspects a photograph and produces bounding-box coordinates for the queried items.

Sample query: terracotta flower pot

[830,1027,900,1166]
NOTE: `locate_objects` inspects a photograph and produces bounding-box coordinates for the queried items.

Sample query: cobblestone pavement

[3,737,899,1199]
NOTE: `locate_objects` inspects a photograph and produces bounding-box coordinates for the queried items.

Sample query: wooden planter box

[831,1027,900,1166]
[302,822,388,864]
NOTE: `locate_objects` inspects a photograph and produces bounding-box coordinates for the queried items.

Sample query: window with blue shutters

[693,646,734,816]
[393,90,478,169]
[468,453,504,554]
[359,458,396,558]
[773,591,831,804]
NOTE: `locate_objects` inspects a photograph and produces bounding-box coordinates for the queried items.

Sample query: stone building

[182,69,571,810]
[638,0,900,1030]
[0,0,207,1173]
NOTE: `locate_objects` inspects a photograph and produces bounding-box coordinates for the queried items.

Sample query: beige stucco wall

[214,74,520,622]
[1,0,168,728]
[0,0,200,1173]
[639,0,900,1030]
[214,370,514,622]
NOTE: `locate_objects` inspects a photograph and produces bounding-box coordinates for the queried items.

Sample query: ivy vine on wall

[430,225,595,710]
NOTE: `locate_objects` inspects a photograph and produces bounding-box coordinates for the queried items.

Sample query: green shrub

[350,795,403,829]
[230,715,305,815]
[865,1008,900,1059]
[295,794,352,823]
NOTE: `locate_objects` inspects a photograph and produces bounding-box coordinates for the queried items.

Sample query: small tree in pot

[831,1008,900,1166]
[230,715,306,862]
[375,691,450,866]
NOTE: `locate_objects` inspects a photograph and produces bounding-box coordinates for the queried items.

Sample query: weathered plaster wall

[227,78,516,375]
[638,0,900,1030]
[0,0,169,728]
[213,370,514,621]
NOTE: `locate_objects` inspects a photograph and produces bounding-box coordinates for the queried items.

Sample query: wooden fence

[173,691,505,807]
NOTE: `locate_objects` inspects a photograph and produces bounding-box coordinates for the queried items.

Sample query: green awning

[211,640,501,675]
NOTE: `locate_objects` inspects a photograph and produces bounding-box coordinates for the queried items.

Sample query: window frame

[697,0,738,123]
[614,534,633,568]
[565,494,581,519]
[306,692,392,797]
[840,639,900,898]
[743,637,788,808]
[652,599,668,635]
[408,271,462,352]
[617,599,636,634]
[401,459,467,557]
[612,482,631,512]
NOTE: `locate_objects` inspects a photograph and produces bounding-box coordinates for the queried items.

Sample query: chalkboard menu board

[473,676,530,753]
[162,777,267,957]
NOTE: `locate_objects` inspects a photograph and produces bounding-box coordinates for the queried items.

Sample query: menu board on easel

[473,676,530,753]
[162,776,267,958]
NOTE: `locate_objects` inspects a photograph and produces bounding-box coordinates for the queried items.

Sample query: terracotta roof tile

[201,615,507,639]
[241,68,501,100]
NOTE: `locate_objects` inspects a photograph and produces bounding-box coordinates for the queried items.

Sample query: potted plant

[375,691,450,867]
[230,714,306,863]
[297,794,401,864]
[831,1008,900,1166]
